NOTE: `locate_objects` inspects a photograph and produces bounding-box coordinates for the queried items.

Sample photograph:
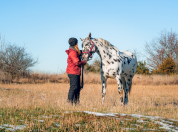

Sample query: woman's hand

[74,61,87,66]
[81,61,86,65]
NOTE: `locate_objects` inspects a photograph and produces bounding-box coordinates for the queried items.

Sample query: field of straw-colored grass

[2,72,178,85]
[0,74,178,131]
[0,81,178,119]
[60,73,178,85]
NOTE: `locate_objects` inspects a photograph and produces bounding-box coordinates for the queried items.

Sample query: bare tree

[145,30,178,70]
[0,34,5,69]
[133,49,141,61]
[0,43,38,79]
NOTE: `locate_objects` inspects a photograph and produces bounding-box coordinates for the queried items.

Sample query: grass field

[0,74,178,131]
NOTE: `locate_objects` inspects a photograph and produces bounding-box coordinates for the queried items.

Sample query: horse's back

[120,50,135,58]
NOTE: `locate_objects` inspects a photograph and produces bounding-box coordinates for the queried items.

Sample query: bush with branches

[136,61,150,74]
[145,30,178,73]
[0,35,38,81]
[152,57,176,74]
[84,59,101,73]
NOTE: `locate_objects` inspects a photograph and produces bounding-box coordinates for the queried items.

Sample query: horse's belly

[103,65,119,78]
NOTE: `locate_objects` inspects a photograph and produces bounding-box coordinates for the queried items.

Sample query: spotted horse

[81,33,137,105]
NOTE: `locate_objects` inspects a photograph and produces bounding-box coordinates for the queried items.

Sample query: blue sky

[0,0,178,73]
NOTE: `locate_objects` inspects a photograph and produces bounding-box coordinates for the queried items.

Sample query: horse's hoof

[124,99,128,105]
[124,103,128,105]
[101,101,104,104]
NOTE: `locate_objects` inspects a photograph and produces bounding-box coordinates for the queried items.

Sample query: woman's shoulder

[69,48,78,56]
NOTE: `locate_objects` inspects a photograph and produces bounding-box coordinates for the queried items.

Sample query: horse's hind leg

[123,76,132,105]
[101,74,107,104]
[116,75,123,103]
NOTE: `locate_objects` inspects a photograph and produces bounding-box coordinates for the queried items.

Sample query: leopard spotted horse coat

[81,33,137,105]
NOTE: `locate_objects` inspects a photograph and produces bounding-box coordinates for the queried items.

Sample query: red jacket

[66,48,86,75]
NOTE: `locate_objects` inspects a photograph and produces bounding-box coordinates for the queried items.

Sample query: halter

[82,40,96,59]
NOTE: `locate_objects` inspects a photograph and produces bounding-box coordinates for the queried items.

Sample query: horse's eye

[82,43,83,48]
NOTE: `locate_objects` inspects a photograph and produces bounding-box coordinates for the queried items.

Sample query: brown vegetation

[62,73,178,85]
[0,82,178,119]
[153,57,176,74]
[1,72,178,85]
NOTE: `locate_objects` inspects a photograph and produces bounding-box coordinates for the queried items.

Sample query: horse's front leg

[101,74,107,104]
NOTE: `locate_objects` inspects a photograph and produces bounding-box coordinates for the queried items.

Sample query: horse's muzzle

[82,54,88,61]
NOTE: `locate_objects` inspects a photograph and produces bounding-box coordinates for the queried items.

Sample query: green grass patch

[0,108,177,131]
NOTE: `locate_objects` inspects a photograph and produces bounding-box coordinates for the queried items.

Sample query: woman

[65,37,86,105]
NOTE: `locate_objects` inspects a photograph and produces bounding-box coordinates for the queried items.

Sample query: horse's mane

[98,38,113,47]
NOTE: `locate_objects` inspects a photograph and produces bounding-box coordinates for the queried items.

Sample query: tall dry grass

[0,82,178,119]
[1,71,178,85]
[0,72,63,84]
[60,73,178,85]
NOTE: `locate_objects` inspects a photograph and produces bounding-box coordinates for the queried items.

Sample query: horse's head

[80,33,96,61]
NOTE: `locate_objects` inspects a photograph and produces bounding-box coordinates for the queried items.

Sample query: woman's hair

[74,45,81,55]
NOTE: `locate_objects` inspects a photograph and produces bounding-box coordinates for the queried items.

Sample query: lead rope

[80,65,84,89]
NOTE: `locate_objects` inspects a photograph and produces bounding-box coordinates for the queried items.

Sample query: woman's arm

[70,51,86,66]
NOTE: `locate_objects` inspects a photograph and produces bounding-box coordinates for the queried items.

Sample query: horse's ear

[88,32,91,40]
[80,38,84,41]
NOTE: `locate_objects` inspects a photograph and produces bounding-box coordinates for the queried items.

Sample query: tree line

[0,29,178,83]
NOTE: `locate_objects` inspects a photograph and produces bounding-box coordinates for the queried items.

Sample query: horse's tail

[128,80,133,94]
[128,52,137,94]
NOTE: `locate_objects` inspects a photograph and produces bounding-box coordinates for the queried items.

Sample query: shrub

[153,57,176,74]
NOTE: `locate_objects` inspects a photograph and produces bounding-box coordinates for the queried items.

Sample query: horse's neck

[93,39,113,62]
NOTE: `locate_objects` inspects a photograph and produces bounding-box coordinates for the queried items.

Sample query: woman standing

[65,37,86,105]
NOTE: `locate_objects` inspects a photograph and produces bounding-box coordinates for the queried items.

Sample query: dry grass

[0,83,178,119]
[1,70,178,85]
[0,74,178,131]
[61,73,178,85]
[133,74,178,85]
